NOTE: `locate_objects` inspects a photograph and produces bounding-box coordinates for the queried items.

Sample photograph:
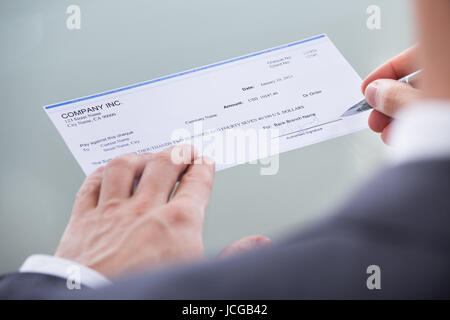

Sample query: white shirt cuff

[387,100,450,164]
[20,254,111,289]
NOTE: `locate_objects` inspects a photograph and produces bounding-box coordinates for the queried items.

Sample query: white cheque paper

[44,34,369,175]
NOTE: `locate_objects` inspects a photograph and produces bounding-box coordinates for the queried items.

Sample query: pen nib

[341,99,372,117]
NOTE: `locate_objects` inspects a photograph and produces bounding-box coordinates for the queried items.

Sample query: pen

[340,70,422,117]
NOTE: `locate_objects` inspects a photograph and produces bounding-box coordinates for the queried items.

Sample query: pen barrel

[399,70,422,88]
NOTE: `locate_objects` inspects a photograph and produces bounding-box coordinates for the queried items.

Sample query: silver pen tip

[340,100,372,117]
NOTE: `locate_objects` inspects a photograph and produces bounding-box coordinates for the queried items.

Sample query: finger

[362,46,419,93]
[364,79,421,117]
[170,156,215,223]
[72,166,104,214]
[416,0,450,100]
[368,109,392,133]
[381,123,394,145]
[99,154,150,204]
[134,145,197,206]
[218,235,272,259]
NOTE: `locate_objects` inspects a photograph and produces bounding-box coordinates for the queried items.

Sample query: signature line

[274,119,343,139]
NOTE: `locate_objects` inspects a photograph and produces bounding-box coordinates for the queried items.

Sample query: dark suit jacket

[1,159,449,299]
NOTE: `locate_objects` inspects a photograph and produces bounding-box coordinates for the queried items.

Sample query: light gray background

[0,0,413,273]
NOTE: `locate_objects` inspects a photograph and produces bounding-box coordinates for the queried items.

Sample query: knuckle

[76,186,90,200]
[174,144,195,153]
[141,215,171,238]
[75,188,88,202]
[101,198,122,212]
[76,178,101,200]
[170,145,195,165]
[380,84,400,114]
[107,154,136,169]
[185,169,213,189]
[132,194,153,213]
[153,151,175,166]
[166,203,193,225]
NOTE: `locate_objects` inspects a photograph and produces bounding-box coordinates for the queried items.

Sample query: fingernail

[365,81,379,108]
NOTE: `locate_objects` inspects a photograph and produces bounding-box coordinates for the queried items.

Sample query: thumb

[217,235,272,259]
[365,79,421,117]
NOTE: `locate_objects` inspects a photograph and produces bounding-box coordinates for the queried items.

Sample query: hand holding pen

[342,46,422,144]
